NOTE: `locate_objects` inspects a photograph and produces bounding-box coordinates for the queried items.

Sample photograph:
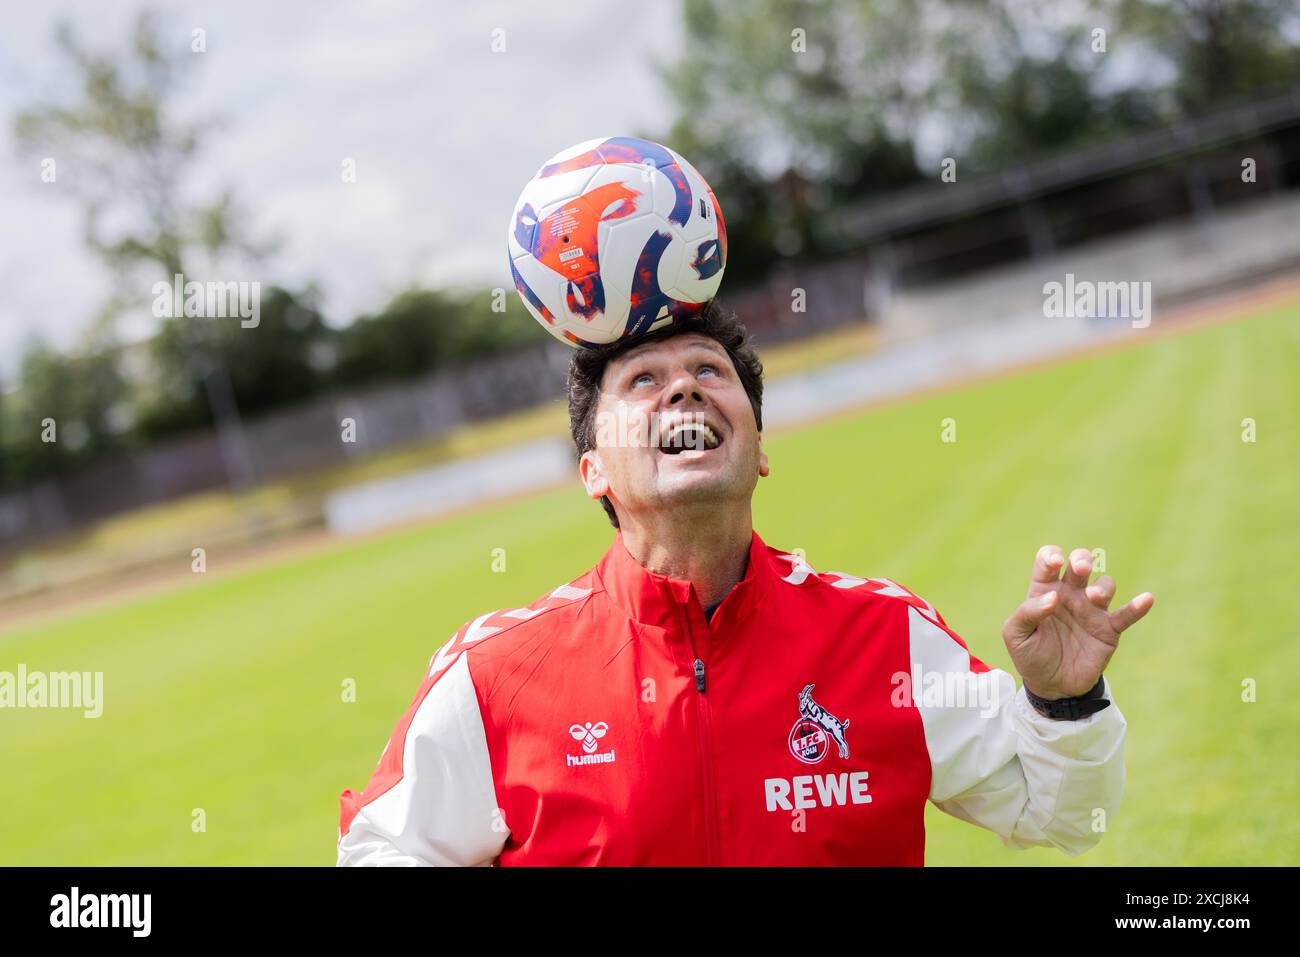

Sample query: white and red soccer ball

[507,136,728,349]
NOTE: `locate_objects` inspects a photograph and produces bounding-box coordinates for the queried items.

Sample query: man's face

[579,332,769,522]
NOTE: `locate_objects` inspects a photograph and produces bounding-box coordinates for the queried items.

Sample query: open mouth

[658,420,723,455]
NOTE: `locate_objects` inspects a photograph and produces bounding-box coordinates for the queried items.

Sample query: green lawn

[2,301,1296,865]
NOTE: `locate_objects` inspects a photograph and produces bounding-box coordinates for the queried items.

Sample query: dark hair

[566,299,765,528]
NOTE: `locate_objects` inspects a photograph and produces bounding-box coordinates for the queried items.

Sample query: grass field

[2,298,1297,865]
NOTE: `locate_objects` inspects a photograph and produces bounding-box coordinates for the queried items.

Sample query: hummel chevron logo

[566,721,615,767]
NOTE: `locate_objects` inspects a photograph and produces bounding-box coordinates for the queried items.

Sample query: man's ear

[758,433,770,478]
[579,449,611,501]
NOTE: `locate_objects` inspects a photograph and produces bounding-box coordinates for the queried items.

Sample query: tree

[659,0,1300,272]
[135,286,334,438]
[332,287,548,390]
[1112,0,1300,116]
[14,9,267,487]
[0,342,133,487]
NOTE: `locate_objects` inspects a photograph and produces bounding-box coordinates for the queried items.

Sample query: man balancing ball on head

[336,138,1154,866]
[335,302,1156,866]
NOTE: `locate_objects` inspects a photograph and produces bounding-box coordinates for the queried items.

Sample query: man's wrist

[1023,675,1109,720]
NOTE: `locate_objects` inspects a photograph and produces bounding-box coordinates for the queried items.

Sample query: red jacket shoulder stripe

[426,580,594,680]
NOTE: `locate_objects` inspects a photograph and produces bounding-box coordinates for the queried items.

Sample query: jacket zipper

[687,616,722,866]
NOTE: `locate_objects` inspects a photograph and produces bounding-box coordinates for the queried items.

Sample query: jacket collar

[594,527,773,631]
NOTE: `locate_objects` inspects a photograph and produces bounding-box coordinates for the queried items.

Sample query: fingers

[1030,545,1066,587]
[1061,548,1094,589]
[1086,575,1116,610]
[1109,592,1155,633]
[1004,590,1059,642]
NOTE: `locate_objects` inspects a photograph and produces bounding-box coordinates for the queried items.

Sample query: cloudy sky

[0,0,682,379]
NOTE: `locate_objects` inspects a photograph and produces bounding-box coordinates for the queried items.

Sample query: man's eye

[631,372,654,387]
[698,364,718,377]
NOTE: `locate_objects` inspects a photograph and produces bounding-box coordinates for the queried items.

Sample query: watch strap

[1024,675,1110,721]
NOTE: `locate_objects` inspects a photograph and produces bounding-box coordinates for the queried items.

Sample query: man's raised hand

[1002,545,1154,700]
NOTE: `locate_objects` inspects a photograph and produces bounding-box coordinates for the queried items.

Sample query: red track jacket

[338,530,1125,865]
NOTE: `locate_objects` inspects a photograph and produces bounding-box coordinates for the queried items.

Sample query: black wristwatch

[1024,675,1110,721]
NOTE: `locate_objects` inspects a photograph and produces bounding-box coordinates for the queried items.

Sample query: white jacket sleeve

[906,606,1126,855]
[337,652,509,866]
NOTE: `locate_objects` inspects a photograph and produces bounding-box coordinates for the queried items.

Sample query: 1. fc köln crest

[788,683,851,765]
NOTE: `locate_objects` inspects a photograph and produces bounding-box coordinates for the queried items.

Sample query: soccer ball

[507,136,728,349]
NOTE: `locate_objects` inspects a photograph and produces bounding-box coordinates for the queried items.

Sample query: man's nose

[666,369,704,406]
